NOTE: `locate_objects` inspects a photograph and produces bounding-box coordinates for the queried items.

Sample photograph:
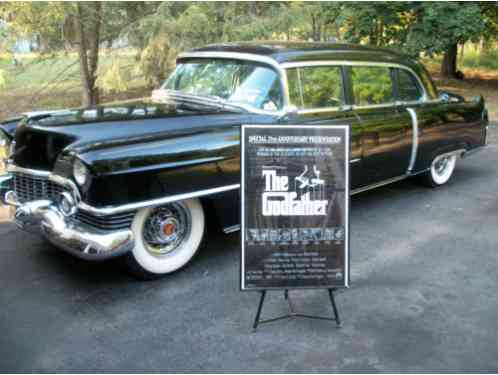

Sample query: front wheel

[125,198,205,279]
[420,153,457,187]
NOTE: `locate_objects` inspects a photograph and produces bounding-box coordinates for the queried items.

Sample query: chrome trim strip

[298,107,341,114]
[7,164,50,177]
[79,183,241,216]
[462,147,485,158]
[350,158,361,164]
[7,164,82,203]
[223,224,240,234]
[406,108,419,173]
[7,163,241,217]
[440,149,466,159]
[351,175,407,195]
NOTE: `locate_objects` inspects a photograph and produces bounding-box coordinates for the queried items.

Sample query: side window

[397,69,422,101]
[287,66,344,109]
[351,66,394,106]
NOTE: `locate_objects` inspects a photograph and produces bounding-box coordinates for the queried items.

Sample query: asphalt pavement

[1,123,498,372]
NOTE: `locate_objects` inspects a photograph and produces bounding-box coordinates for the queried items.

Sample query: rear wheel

[125,198,205,280]
[420,153,457,187]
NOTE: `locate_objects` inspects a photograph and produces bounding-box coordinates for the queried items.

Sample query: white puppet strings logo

[262,165,329,216]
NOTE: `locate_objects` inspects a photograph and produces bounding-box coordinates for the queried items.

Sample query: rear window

[397,69,422,102]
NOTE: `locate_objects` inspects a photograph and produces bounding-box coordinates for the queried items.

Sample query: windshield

[161,59,284,112]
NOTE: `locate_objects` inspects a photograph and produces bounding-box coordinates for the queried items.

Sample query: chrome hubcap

[434,156,450,176]
[143,203,191,256]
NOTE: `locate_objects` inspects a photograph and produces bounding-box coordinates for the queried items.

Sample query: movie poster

[241,125,350,290]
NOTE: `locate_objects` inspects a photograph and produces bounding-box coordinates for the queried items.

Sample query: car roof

[186,42,416,67]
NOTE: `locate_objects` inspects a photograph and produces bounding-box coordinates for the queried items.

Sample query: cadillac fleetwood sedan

[0,42,488,278]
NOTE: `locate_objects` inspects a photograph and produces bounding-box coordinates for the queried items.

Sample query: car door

[280,64,363,190]
[350,65,413,187]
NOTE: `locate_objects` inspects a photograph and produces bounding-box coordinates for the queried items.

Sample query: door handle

[350,158,361,164]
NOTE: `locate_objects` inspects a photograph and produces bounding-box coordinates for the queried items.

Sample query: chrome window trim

[298,107,341,115]
[176,54,442,115]
[176,51,291,115]
[281,60,437,111]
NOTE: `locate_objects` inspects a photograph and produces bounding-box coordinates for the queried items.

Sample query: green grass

[461,49,498,70]
[0,49,149,119]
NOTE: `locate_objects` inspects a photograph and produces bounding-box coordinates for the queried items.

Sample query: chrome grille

[72,210,136,231]
[13,171,66,203]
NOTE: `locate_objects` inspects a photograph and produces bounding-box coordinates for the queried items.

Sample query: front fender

[80,127,241,208]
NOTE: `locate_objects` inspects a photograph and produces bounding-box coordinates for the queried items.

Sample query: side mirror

[439,91,451,103]
[439,91,463,103]
[280,105,299,120]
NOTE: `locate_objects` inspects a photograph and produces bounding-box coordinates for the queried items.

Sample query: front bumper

[2,185,134,260]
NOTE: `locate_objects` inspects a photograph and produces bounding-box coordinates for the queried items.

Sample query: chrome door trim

[223,224,241,234]
[350,175,407,195]
[406,107,419,174]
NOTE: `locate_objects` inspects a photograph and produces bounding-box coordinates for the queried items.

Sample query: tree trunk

[75,2,101,107]
[441,43,458,79]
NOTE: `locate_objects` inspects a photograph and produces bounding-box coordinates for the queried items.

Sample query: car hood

[13,98,268,170]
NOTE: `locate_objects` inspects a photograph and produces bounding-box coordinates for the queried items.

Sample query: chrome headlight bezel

[73,158,89,186]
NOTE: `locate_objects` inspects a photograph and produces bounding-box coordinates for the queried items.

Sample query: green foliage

[0,69,6,89]
[405,3,485,56]
[287,66,344,109]
[96,61,130,94]
[351,66,393,105]
[1,1,497,109]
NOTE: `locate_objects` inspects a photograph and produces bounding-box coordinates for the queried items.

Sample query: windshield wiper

[152,89,248,113]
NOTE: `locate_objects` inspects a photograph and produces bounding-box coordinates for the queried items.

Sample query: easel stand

[252,289,342,331]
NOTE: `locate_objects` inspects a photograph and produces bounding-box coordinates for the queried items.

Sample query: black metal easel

[252,289,341,331]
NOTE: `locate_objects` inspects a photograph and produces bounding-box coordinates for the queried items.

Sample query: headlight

[0,131,11,172]
[73,158,89,186]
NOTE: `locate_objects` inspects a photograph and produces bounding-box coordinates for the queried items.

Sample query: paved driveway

[1,124,498,372]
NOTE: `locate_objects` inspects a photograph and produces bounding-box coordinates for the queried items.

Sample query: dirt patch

[430,69,498,121]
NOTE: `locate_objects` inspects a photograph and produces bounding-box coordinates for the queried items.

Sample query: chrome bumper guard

[0,174,13,201]
[5,195,134,261]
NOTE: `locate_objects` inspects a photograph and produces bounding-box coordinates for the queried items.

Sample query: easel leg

[253,290,266,330]
[328,289,342,327]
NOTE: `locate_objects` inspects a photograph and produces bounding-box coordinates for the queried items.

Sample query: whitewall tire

[421,153,457,187]
[125,198,205,279]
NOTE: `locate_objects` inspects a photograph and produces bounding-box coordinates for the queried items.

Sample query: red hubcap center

[163,223,176,236]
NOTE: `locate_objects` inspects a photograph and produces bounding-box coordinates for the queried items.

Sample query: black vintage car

[0,42,488,278]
